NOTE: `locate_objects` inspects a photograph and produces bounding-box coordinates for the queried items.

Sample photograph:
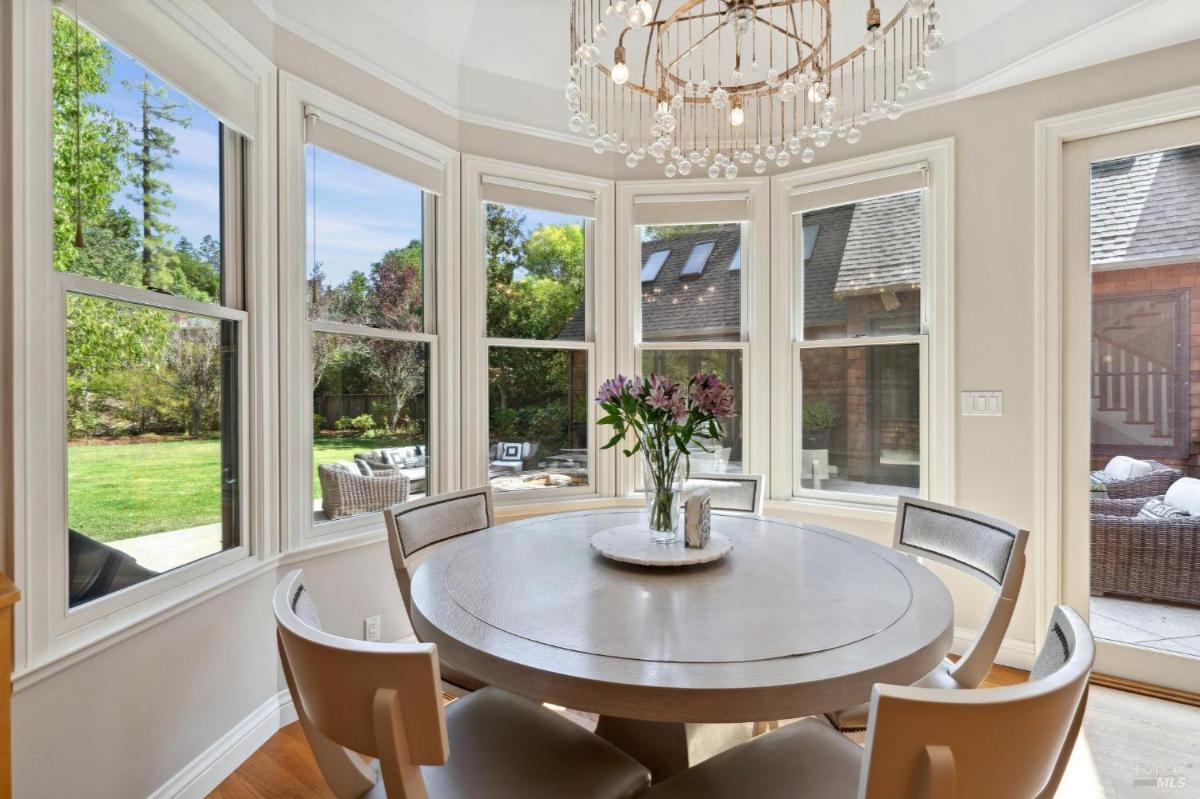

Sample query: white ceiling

[253,0,1200,139]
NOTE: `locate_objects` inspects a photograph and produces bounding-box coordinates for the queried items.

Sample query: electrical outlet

[364,614,382,642]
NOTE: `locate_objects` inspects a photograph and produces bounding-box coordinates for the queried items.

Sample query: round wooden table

[410,508,953,778]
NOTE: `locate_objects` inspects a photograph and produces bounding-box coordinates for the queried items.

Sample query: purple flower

[645,374,680,412]
[596,374,633,403]
[690,372,734,417]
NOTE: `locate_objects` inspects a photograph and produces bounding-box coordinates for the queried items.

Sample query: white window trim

[8,0,276,681]
[279,72,461,548]
[769,138,955,510]
[461,155,615,504]
[615,178,771,498]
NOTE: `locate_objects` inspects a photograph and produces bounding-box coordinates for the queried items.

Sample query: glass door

[1063,117,1200,691]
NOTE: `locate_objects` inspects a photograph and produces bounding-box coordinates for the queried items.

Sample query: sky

[94,40,222,252]
[90,32,580,293]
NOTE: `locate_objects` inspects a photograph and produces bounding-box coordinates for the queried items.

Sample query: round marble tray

[590,525,732,567]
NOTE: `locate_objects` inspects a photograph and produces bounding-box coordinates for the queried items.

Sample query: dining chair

[274,569,652,799]
[384,487,495,694]
[826,495,1029,733]
[682,472,765,514]
[641,605,1094,799]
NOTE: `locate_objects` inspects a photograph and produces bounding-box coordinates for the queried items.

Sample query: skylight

[729,245,741,271]
[681,241,716,275]
[641,249,670,282]
[802,225,820,260]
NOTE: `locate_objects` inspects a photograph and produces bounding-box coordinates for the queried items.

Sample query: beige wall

[8,3,1200,794]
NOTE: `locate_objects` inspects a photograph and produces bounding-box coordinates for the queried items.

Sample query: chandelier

[567,0,943,178]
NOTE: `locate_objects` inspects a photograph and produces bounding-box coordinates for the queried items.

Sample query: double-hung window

[51,10,249,607]
[620,183,770,490]
[771,143,953,506]
[290,96,451,536]
[463,159,613,499]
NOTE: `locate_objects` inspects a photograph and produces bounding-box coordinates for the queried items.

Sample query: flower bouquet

[597,373,735,542]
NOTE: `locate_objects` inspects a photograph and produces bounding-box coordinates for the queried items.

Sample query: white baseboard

[150,690,296,799]
[951,626,1038,671]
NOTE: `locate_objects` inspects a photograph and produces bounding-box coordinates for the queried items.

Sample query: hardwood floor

[211,665,1035,798]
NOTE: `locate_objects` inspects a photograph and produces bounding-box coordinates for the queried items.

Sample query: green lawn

[68,435,411,542]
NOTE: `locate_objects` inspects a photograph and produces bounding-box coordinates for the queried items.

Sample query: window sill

[762,496,899,524]
[14,554,276,694]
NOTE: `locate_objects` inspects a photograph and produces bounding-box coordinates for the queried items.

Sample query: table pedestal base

[594,716,751,783]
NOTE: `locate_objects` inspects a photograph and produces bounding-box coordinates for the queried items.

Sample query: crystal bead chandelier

[567,0,943,178]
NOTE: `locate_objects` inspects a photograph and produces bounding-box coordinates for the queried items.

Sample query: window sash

[789,337,928,504]
[481,176,597,219]
[305,110,444,195]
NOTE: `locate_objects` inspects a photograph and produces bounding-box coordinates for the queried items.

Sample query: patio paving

[108,523,223,574]
[1090,595,1200,658]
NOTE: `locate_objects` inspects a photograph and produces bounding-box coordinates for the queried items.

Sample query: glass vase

[642,449,682,544]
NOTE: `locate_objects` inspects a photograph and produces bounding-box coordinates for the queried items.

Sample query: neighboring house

[1090,144,1200,473]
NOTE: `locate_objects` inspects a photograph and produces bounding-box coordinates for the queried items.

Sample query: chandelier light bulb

[808,82,827,103]
[865,27,881,51]
[611,61,629,85]
[730,103,745,127]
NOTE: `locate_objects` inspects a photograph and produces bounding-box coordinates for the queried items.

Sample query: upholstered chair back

[682,473,765,514]
[893,496,1029,687]
[860,605,1093,799]
[384,487,495,617]
[274,569,448,799]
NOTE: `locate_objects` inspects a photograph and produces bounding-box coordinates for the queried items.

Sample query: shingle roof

[556,195,924,340]
[832,192,923,296]
[1091,144,1200,266]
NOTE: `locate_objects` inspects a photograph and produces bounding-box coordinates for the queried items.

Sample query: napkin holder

[684,489,711,549]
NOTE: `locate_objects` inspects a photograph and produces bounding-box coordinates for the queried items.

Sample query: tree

[157,320,221,436]
[123,71,191,290]
[51,11,130,276]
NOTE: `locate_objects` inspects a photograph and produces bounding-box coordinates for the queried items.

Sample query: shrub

[334,414,376,432]
[802,399,840,432]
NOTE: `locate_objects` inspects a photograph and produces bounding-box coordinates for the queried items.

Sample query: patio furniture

[317,463,409,520]
[1091,456,1182,499]
[641,606,1094,799]
[274,569,652,799]
[68,528,158,606]
[826,495,1029,733]
[356,445,428,493]
[683,473,764,514]
[1090,489,1200,606]
[384,487,495,695]
[488,441,539,474]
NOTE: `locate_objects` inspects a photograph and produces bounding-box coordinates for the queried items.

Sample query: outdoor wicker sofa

[1092,459,1183,499]
[317,463,410,520]
[1089,496,1200,606]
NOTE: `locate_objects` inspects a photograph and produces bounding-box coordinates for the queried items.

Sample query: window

[305,139,435,520]
[484,201,591,492]
[54,13,245,606]
[791,182,928,499]
[642,249,670,282]
[681,241,716,275]
[637,217,750,474]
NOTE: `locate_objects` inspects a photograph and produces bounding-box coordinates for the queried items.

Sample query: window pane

[488,347,589,492]
[797,344,920,496]
[640,349,743,474]
[640,223,741,342]
[66,294,239,606]
[312,333,430,520]
[485,203,586,341]
[306,144,427,332]
[799,191,923,340]
[52,11,224,303]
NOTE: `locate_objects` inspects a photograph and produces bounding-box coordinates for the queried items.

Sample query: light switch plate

[961,391,1003,416]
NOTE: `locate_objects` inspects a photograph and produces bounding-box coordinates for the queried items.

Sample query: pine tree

[123,72,190,289]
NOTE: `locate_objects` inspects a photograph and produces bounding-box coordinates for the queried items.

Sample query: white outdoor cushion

[380,447,417,465]
[1164,477,1200,516]
[1137,497,1188,520]
[331,459,361,475]
[1104,455,1152,480]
